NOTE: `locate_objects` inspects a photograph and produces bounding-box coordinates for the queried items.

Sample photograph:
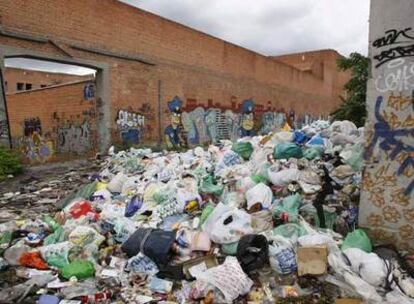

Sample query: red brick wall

[6,80,97,161]
[4,67,92,93]
[0,0,350,147]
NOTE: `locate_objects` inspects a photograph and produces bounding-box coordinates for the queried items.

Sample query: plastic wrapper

[202,203,253,244]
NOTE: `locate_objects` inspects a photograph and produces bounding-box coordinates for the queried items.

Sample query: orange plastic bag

[19,251,49,270]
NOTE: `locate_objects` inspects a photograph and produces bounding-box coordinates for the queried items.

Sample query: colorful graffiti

[116,109,145,145]
[165,96,185,148]
[167,97,288,147]
[18,118,53,162]
[240,99,256,137]
[365,95,414,195]
[359,18,414,251]
[57,120,91,154]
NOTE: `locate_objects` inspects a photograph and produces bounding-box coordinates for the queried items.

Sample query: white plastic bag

[268,168,300,186]
[106,172,128,193]
[268,235,297,275]
[328,249,383,303]
[202,203,253,244]
[245,183,273,210]
[194,256,253,303]
[344,248,391,287]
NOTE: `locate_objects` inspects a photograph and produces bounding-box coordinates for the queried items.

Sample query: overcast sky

[6,0,370,75]
[120,0,370,56]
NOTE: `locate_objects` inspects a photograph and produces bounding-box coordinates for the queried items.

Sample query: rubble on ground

[0,120,413,304]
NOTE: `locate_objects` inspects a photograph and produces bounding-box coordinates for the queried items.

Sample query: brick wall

[6,80,97,162]
[4,67,93,93]
[0,0,351,149]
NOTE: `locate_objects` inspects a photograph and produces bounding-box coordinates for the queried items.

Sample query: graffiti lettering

[375,59,414,92]
[373,27,414,48]
[57,121,91,154]
[373,28,414,68]
[116,110,145,145]
[374,44,414,68]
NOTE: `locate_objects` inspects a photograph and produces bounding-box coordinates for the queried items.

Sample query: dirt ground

[0,159,102,222]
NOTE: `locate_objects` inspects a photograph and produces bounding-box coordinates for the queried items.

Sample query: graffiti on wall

[372,27,414,68]
[116,109,146,145]
[240,99,256,137]
[359,20,414,251]
[166,96,289,147]
[375,59,414,92]
[165,96,185,148]
[84,83,95,100]
[365,95,414,195]
[0,119,9,140]
[261,112,286,134]
[18,117,53,162]
[57,120,91,154]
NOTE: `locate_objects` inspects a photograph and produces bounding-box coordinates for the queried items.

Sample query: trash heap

[1,120,413,304]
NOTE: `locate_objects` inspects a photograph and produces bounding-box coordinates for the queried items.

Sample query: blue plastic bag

[124,195,143,217]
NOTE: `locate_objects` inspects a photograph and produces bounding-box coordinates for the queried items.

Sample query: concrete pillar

[359,0,414,250]
[95,68,111,154]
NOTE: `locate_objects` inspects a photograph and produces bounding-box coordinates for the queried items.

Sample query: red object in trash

[80,290,113,303]
[69,201,99,220]
[19,251,49,270]
[281,212,289,222]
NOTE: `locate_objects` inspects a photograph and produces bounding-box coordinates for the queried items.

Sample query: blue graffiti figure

[84,84,94,100]
[365,96,414,195]
[240,99,256,137]
[165,96,185,148]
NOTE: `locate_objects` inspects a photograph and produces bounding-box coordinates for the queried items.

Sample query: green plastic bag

[0,231,12,255]
[274,143,303,160]
[57,181,97,210]
[46,254,69,269]
[273,223,307,239]
[272,194,302,222]
[43,215,60,232]
[341,229,372,253]
[232,142,254,160]
[303,147,321,160]
[344,145,364,171]
[199,175,224,196]
[44,227,66,246]
[199,203,215,227]
[221,242,238,255]
[61,260,95,280]
[251,174,268,185]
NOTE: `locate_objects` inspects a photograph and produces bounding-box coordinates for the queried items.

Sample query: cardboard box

[297,245,328,276]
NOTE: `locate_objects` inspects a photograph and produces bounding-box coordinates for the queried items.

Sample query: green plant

[0,146,23,180]
[331,52,369,127]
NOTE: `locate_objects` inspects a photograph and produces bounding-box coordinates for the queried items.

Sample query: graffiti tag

[57,121,91,154]
[375,59,414,92]
[373,28,414,68]
[116,110,145,145]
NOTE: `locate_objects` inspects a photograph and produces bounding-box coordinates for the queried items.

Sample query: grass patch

[0,146,23,180]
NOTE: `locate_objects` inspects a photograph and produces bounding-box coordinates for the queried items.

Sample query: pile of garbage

[1,120,413,304]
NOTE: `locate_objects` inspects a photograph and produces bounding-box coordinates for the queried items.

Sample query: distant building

[4,67,93,93]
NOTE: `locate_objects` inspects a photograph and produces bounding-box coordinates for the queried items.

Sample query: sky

[5,0,370,75]
[120,0,370,56]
